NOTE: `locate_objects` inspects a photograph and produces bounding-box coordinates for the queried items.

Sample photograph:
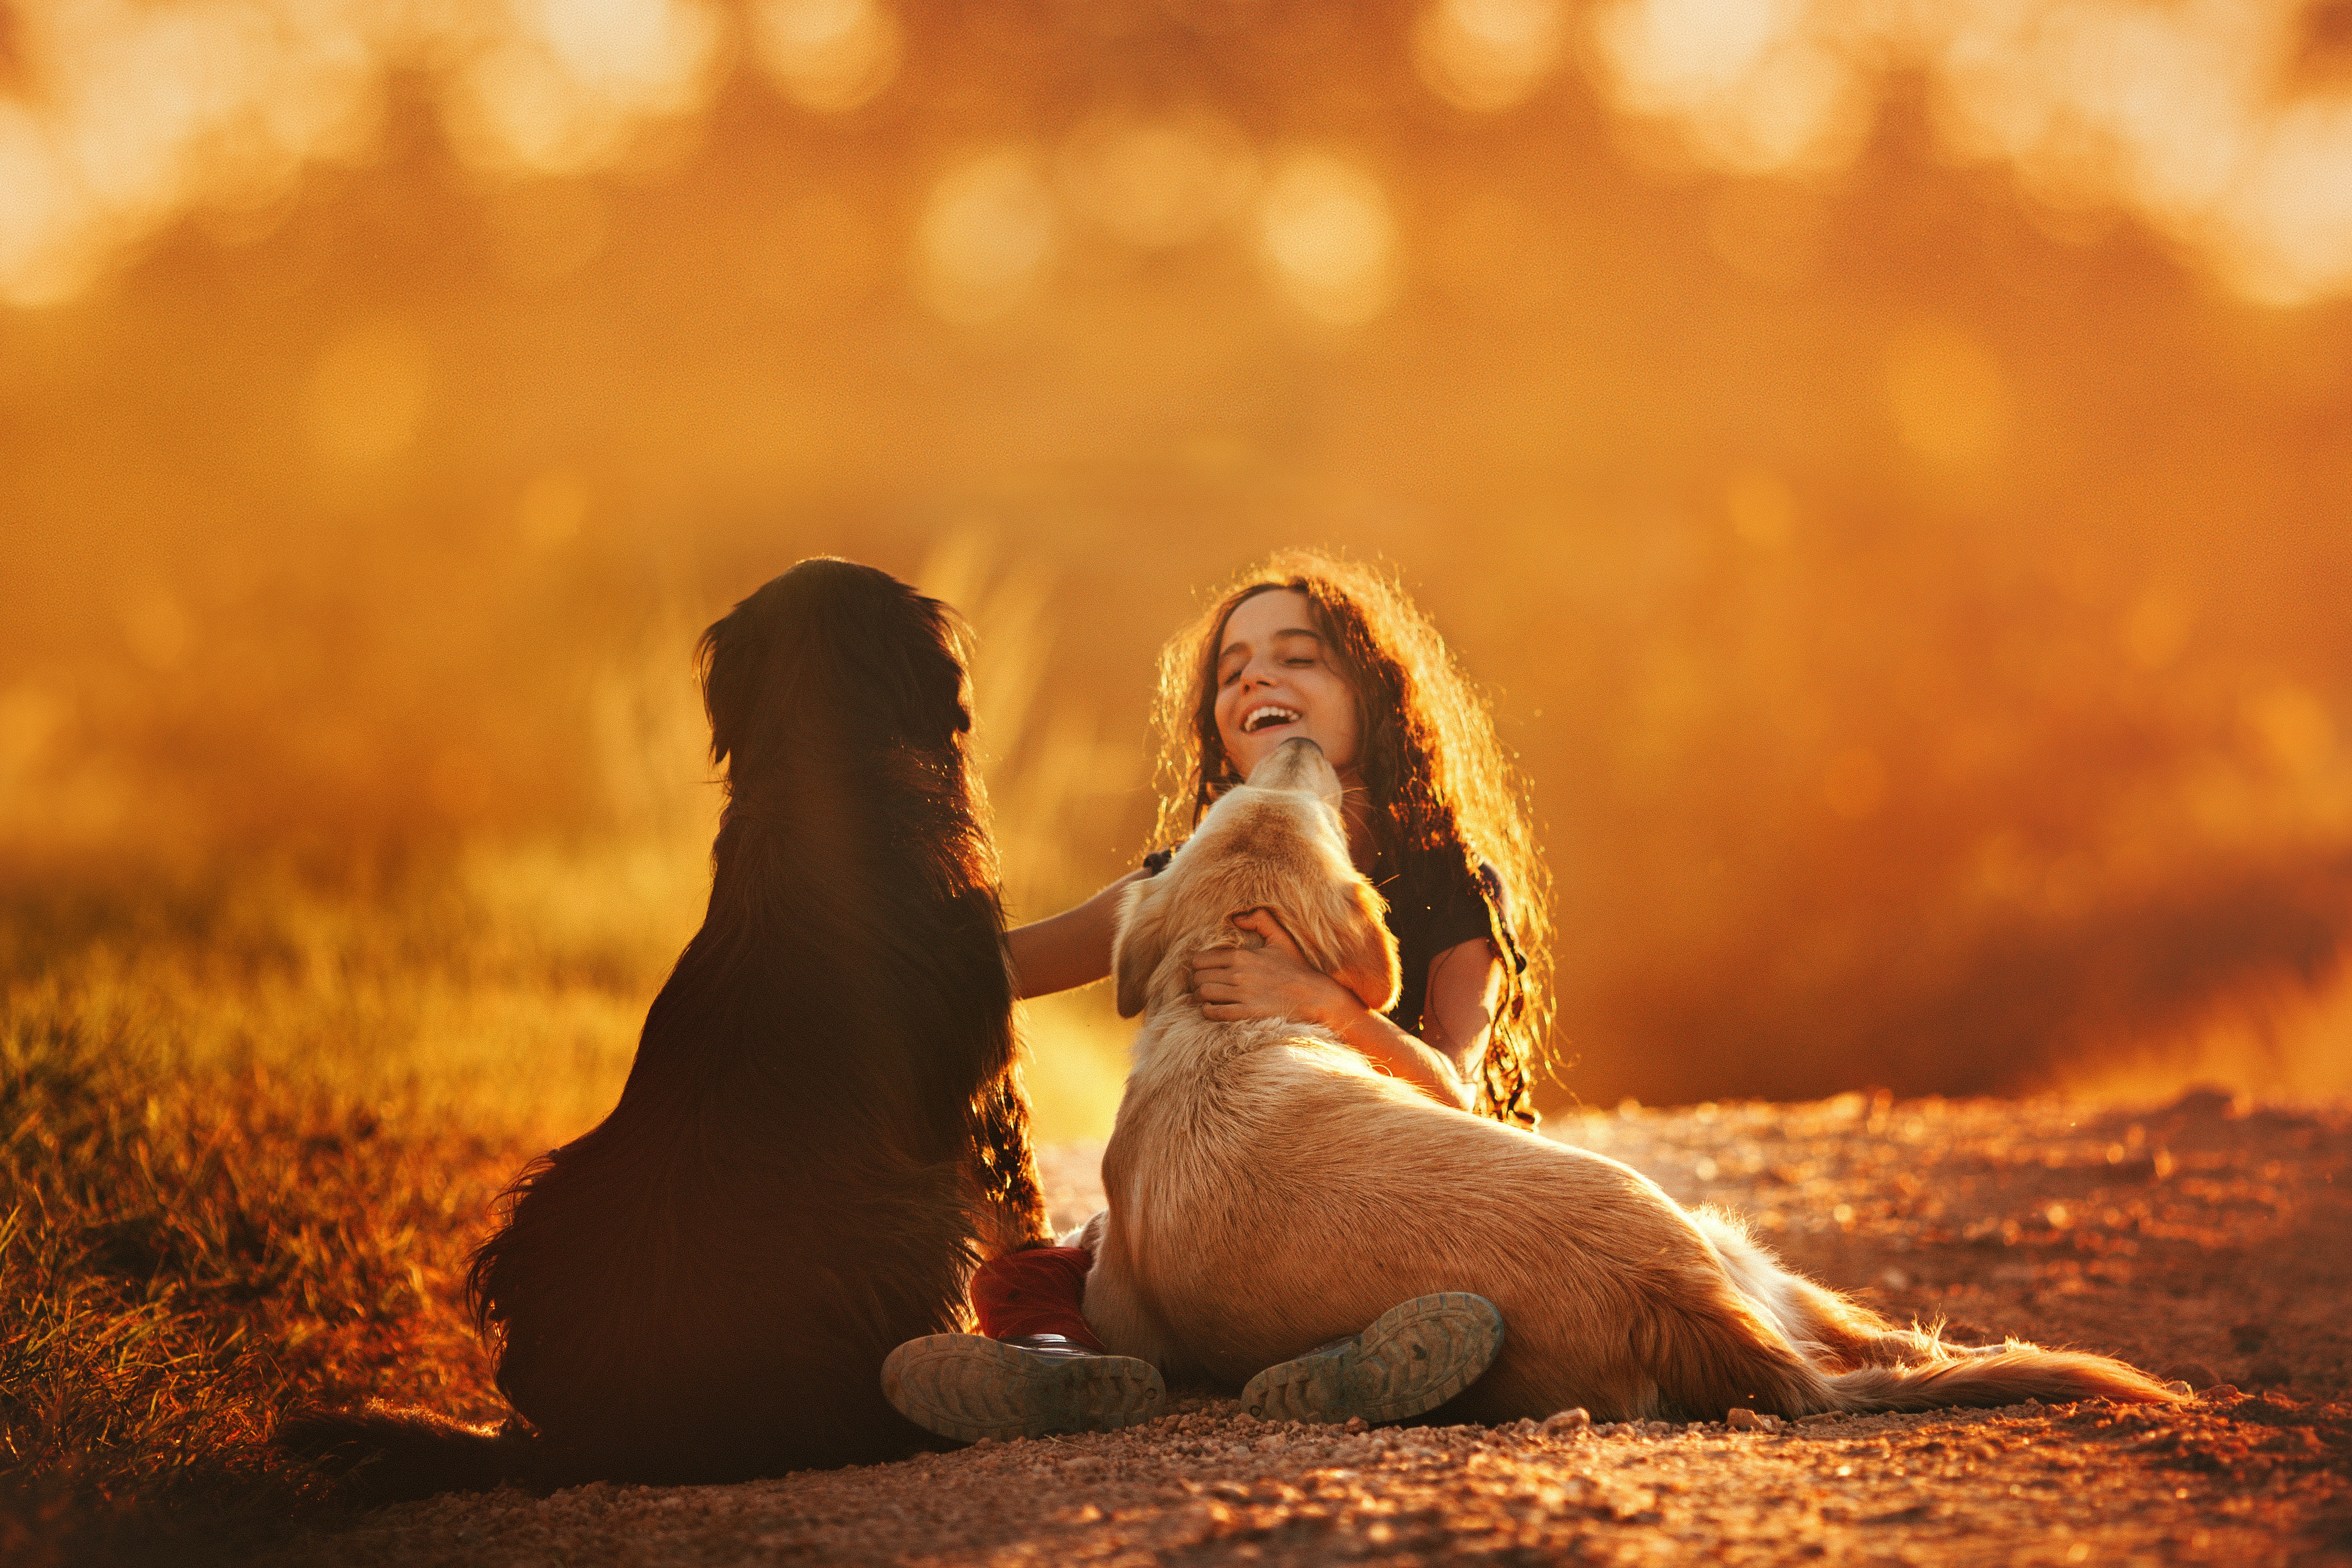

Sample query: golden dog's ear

[1287,880,1400,1014]
[1330,879,1402,1014]
[1112,877,1172,1019]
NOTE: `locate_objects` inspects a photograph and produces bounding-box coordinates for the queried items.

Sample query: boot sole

[1241,1292,1505,1426]
[882,1335,1165,1444]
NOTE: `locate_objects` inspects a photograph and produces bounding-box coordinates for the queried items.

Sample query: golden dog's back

[1096,1022,2181,1424]
[1097,1017,1752,1420]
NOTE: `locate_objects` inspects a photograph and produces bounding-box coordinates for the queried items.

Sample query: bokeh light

[1592,0,1870,175]
[749,0,901,113]
[1412,0,1568,113]
[1059,112,1258,251]
[439,0,724,176]
[1586,0,2352,305]
[1255,149,1400,325]
[915,146,1058,323]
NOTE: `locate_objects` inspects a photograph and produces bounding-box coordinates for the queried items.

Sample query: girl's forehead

[1219,589,1319,655]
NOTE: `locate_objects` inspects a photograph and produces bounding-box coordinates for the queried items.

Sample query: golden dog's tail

[1656,1212,2185,1419]
[1644,1290,2183,1422]
[1819,1344,2185,1413]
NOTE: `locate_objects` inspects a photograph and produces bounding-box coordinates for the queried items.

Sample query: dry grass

[1,1021,518,1560]
[0,851,707,1563]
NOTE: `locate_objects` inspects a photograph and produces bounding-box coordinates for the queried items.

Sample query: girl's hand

[1195,909,1473,1111]
[1187,909,1362,1029]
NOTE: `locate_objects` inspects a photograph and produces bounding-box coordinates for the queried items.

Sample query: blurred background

[3,0,2349,1141]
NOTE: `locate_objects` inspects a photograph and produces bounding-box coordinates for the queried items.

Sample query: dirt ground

[281,1091,2352,1565]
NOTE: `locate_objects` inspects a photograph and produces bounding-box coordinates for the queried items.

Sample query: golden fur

[1080,738,2181,1421]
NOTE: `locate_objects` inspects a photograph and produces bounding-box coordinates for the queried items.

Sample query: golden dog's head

[1113,737,1401,1020]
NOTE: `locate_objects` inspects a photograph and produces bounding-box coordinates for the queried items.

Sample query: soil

[280,1091,2352,1565]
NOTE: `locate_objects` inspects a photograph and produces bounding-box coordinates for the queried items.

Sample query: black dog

[283,559,1050,1497]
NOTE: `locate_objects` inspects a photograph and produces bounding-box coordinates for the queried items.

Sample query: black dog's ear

[1113,878,1173,1019]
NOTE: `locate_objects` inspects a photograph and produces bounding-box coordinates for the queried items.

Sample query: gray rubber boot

[883,1333,1165,1444]
[1241,1292,1505,1425]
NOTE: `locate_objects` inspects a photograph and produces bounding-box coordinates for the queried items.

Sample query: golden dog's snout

[1247,737,1343,810]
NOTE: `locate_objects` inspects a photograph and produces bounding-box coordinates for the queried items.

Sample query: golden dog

[1077,737,2178,1422]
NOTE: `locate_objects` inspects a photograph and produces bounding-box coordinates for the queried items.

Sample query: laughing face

[1212,588,1363,783]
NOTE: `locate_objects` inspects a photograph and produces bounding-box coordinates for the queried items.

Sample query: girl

[885,552,1553,1441]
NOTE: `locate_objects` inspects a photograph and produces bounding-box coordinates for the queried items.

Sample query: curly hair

[1150,552,1554,1126]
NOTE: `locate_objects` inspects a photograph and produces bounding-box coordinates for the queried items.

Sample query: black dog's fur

[280,559,1051,1499]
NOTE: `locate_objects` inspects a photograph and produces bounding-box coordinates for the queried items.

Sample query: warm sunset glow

[1593,0,1869,175]
[915,147,1059,323]
[2,1,2350,309]
[3,1,2347,1122]
[5,14,2346,1556]
[1883,322,2012,476]
[749,0,903,114]
[1590,0,2352,304]
[1059,113,1259,252]
[1413,0,1569,114]
[1255,149,1400,325]
[307,318,432,471]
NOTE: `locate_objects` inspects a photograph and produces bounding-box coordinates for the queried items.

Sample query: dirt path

[283,1093,2352,1566]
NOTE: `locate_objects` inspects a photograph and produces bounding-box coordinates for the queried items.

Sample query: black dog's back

[287,562,1048,1497]
[478,809,1016,1481]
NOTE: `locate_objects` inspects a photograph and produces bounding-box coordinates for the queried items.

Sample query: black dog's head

[699,557,973,789]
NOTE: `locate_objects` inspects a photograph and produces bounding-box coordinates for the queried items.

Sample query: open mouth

[1242,704,1302,734]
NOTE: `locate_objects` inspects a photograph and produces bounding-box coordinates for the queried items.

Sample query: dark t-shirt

[1141,846,1500,1039]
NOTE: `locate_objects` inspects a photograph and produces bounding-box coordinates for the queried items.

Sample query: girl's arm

[1189,916,1500,1113]
[1417,935,1506,1080]
[1002,869,1147,1000]
[1314,988,1476,1113]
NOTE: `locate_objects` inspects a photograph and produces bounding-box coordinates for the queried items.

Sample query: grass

[1,1012,520,1559]
[0,851,680,1560]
